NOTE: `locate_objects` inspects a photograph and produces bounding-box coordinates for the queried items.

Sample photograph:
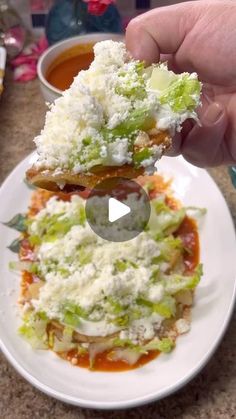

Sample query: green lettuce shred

[136,295,176,319]
[102,108,154,141]
[149,65,201,113]
[160,76,201,112]
[114,259,138,272]
[18,312,48,349]
[164,264,203,294]
[148,197,186,239]
[144,337,175,353]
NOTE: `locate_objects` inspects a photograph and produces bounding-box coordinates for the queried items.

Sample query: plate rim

[0,153,235,410]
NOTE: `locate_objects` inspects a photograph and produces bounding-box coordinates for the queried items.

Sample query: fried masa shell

[26,131,171,192]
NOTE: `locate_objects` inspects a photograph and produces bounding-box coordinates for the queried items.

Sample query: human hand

[126,0,236,167]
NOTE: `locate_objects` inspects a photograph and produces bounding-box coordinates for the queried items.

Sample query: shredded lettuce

[186,207,207,223]
[160,76,201,112]
[107,348,143,364]
[89,340,114,369]
[149,65,201,113]
[144,337,175,353]
[114,259,138,272]
[152,236,183,265]
[78,141,104,166]
[148,198,186,239]
[62,302,89,327]
[52,326,76,353]
[112,338,147,354]
[113,337,135,348]
[153,295,176,318]
[63,302,88,326]
[136,295,176,318]
[28,207,86,245]
[164,264,203,294]
[9,261,37,273]
[111,314,129,327]
[149,67,175,91]
[18,312,48,349]
[63,302,88,317]
[63,311,81,327]
[78,247,92,265]
[106,297,123,315]
[133,147,152,167]
[112,336,175,356]
[102,108,154,141]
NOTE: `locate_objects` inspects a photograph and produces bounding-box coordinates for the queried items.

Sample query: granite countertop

[0,70,235,419]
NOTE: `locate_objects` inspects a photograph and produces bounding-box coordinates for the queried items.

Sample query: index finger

[125,3,198,64]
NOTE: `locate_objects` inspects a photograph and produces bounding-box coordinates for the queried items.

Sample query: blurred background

[10,0,188,36]
[0,0,191,86]
[0,0,193,90]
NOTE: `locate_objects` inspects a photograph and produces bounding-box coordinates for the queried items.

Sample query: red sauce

[22,270,33,285]
[20,239,39,287]
[46,44,94,91]
[20,238,34,261]
[176,216,199,272]
[65,349,159,372]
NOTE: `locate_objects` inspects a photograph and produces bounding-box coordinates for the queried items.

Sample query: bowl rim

[37,33,124,96]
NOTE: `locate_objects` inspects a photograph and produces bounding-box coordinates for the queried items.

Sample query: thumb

[126,2,198,63]
[181,102,228,167]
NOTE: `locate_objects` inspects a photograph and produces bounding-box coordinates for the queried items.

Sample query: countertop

[0,70,235,419]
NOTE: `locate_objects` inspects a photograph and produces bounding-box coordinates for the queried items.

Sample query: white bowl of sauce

[37,33,124,103]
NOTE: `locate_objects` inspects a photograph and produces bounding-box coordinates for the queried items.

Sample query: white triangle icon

[108,198,131,223]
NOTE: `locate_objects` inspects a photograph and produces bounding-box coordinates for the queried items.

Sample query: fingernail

[202,103,224,125]
[126,46,141,61]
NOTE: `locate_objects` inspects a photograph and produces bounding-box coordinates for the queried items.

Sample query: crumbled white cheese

[106,138,130,165]
[29,196,167,339]
[34,41,137,173]
[92,40,128,68]
[119,313,163,343]
[175,318,190,334]
[146,284,164,303]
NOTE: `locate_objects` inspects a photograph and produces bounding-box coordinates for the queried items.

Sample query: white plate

[0,154,235,409]
[0,46,6,95]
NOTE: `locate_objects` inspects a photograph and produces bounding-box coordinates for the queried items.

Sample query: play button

[85,177,151,242]
[108,198,131,222]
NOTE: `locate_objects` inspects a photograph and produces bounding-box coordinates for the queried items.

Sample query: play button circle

[85,177,151,242]
[108,198,131,222]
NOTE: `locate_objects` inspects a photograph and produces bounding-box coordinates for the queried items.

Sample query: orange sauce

[46,44,94,91]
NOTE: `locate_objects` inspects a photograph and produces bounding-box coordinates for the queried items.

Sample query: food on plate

[26,40,201,191]
[8,175,204,371]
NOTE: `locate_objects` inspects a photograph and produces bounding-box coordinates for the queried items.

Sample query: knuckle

[126,16,143,35]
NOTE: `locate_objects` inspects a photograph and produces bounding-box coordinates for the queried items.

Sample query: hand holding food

[26,40,201,191]
[126,0,236,167]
